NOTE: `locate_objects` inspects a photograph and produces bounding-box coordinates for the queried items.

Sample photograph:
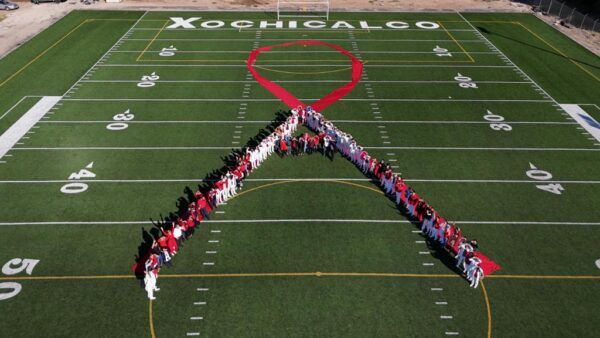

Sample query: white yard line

[2,220,600,226]
[456,11,589,148]
[576,103,600,111]
[1,178,599,184]
[60,98,553,103]
[363,146,600,151]
[0,96,39,121]
[79,80,532,84]
[0,97,62,159]
[38,120,575,125]
[62,11,149,97]
[127,38,485,42]
[98,64,515,68]
[11,146,600,151]
[133,28,477,32]
[112,50,496,54]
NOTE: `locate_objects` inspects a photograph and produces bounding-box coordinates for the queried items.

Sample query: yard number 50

[0,258,40,301]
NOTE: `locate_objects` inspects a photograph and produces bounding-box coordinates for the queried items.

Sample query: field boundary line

[0,20,90,89]
[134,28,475,32]
[136,19,169,62]
[455,19,599,82]
[514,21,599,82]
[577,104,600,110]
[437,21,475,63]
[481,281,492,338]
[456,12,596,122]
[0,96,42,121]
[62,12,149,97]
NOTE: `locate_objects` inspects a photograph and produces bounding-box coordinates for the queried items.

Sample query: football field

[0,9,599,337]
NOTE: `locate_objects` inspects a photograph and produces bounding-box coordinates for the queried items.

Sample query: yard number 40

[526,162,565,195]
[0,258,40,301]
[60,162,96,194]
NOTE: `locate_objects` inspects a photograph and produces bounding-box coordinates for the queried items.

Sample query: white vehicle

[0,0,18,10]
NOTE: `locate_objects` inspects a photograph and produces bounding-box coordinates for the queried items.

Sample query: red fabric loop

[247,40,364,112]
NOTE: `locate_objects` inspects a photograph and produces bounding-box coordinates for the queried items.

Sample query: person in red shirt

[311,135,320,152]
[155,235,172,267]
[291,137,298,155]
[162,228,178,256]
[279,138,288,155]
[373,161,381,177]
[447,224,462,253]
[395,179,407,206]
[407,192,420,217]
[186,215,196,230]
[383,169,394,194]
[233,167,244,189]
[194,203,204,222]
[301,133,310,153]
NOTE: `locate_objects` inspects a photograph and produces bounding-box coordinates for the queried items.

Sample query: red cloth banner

[247,40,364,112]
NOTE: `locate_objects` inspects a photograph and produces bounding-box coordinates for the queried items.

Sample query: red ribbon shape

[247,41,501,276]
[247,40,364,112]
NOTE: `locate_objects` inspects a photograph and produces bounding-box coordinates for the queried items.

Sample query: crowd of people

[135,106,493,299]
[134,109,301,300]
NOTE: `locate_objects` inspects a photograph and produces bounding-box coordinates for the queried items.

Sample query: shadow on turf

[361,176,468,277]
[133,110,466,281]
[477,26,600,71]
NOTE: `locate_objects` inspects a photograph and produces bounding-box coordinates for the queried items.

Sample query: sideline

[0,20,89,89]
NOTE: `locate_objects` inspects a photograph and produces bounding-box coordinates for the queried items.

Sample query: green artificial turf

[0,9,599,337]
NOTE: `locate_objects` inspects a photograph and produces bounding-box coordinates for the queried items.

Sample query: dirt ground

[0,0,598,58]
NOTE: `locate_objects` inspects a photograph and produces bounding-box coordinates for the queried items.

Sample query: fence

[529,0,600,32]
